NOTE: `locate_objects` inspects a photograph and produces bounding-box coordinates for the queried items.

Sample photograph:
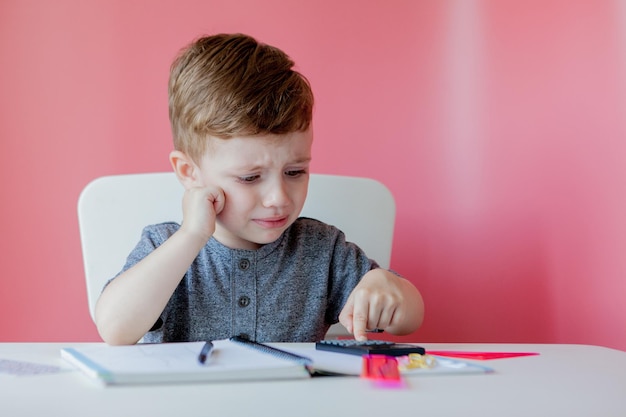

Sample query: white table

[1,342,625,417]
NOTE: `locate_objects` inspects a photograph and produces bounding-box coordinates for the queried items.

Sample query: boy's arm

[95,186,224,345]
[94,229,207,345]
[338,269,424,341]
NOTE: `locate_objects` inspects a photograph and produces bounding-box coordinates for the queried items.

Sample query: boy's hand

[338,269,405,341]
[179,186,225,242]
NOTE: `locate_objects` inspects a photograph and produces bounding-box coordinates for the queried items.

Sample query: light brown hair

[168,33,314,162]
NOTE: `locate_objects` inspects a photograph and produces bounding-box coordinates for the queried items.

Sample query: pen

[366,328,384,333]
[198,341,214,364]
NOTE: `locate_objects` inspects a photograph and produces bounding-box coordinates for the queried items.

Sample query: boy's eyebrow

[290,157,312,165]
[232,157,312,171]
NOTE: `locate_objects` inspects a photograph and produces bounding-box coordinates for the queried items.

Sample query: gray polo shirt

[113,217,378,343]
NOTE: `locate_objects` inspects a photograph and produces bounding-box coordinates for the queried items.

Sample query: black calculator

[316,339,425,357]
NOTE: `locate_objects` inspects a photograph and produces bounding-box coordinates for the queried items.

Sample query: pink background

[2,1,625,350]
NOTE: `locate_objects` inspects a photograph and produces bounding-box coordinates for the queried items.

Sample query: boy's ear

[170,150,202,189]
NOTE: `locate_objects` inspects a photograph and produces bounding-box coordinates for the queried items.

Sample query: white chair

[77,172,396,338]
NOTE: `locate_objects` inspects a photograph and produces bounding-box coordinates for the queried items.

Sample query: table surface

[1,342,625,417]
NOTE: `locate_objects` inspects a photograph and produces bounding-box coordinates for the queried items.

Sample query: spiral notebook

[61,338,311,385]
[62,337,492,386]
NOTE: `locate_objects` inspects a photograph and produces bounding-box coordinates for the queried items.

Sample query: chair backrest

[78,173,396,336]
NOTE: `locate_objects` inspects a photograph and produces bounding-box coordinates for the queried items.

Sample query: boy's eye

[238,175,260,183]
[285,169,307,177]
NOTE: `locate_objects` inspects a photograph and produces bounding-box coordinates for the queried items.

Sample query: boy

[95,33,424,345]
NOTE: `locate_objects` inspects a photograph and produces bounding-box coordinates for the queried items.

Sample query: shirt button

[238,295,250,307]
[239,259,250,270]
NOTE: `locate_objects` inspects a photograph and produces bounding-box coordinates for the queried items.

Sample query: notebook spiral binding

[229,335,313,366]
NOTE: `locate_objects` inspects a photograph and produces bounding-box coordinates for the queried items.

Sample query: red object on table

[427,351,539,360]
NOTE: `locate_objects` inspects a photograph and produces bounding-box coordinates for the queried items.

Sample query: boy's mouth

[253,215,290,229]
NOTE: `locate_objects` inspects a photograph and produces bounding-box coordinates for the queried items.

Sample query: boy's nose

[262,180,290,208]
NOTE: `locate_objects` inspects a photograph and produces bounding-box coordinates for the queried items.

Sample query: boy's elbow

[94,306,141,345]
[96,319,141,345]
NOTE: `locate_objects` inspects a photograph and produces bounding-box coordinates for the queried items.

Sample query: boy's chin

[252,232,284,246]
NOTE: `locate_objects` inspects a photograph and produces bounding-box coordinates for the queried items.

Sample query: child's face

[195,129,313,250]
